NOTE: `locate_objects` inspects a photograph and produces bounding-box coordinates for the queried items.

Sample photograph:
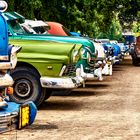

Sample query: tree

[6,0,140,38]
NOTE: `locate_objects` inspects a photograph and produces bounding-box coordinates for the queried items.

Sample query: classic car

[110,40,129,55]
[96,39,123,65]
[0,1,37,133]
[47,21,72,36]
[2,12,101,105]
[70,32,83,37]
[92,42,112,76]
[21,19,105,80]
[117,43,129,55]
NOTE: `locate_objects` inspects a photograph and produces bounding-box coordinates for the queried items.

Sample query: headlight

[80,47,95,65]
[80,48,94,65]
[87,51,95,66]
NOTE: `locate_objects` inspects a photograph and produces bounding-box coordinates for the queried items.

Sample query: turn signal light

[6,87,14,95]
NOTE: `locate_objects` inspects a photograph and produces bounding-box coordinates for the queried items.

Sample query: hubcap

[15,79,32,98]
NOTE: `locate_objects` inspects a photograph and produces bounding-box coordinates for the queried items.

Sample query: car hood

[10,34,95,53]
[9,39,82,63]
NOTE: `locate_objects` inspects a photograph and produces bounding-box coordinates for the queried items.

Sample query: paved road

[1,55,140,140]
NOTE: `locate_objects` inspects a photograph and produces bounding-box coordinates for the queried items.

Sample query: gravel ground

[1,55,140,140]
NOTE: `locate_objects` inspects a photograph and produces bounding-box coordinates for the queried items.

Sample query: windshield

[8,20,26,35]
[32,26,49,34]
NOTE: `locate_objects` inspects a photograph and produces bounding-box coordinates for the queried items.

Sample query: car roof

[46,21,68,36]
[24,19,49,28]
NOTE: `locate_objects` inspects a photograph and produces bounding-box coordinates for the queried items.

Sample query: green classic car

[3,12,98,105]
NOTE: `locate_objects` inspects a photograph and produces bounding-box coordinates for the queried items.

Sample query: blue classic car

[96,39,123,64]
[0,1,37,133]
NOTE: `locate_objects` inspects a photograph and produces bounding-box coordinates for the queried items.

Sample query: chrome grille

[62,64,76,76]
[0,114,18,133]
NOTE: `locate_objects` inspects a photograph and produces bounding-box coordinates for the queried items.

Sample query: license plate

[18,104,30,129]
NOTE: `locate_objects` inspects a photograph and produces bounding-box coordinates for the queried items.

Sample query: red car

[47,22,72,36]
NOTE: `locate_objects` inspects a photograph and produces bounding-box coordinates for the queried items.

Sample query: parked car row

[1,11,129,107]
[0,2,130,133]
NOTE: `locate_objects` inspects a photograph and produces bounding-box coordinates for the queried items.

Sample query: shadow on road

[113,68,124,71]
[38,99,83,111]
[26,122,58,130]
[85,83,109,88]
[71,90,109,97]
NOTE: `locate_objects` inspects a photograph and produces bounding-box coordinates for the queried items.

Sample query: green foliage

[107,16,122,40]
[7,0,42,18]
[132,22,140,36]
[6,0,140,39]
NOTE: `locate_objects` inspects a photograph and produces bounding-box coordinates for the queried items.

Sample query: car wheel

[10,67,43,106]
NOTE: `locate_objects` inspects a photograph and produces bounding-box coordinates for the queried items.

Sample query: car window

[8,20,26,35]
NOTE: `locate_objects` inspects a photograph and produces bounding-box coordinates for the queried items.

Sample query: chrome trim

[84,46,93,55]
[78,64,103,81]
[62,64,76,76]
[0,46,20,70]
[0,1,8,12]
[102,63,112,76]
[40,76,84,89]
[59,65,66,76]
[0,74,13,87]
[0,113,18,134]
[79,64,95,79]
[0,55,8,61]
[0,62,11,70]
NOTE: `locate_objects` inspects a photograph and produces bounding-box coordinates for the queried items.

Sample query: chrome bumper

[76,64,103,81]
[40,76,84,89]
[0,46,21,70]
[0,113,18,134]
[102,62,112,76]
[112,55,122,63]
[0,62,11,70]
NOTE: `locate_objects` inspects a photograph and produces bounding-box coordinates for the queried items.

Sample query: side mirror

[0,1,8,12]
